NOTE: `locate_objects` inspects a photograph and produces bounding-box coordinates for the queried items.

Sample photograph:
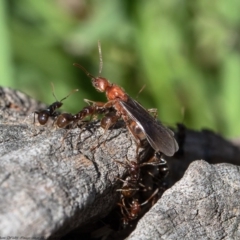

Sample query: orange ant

[73,42,179,158]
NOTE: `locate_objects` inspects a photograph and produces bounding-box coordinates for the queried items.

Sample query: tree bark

[0,87,139,238]
[0,87,240,239]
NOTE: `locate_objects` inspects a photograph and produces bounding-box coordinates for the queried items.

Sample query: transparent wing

[120,98,179,156]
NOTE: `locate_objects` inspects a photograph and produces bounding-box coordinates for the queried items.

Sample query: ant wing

[120,97,179,156]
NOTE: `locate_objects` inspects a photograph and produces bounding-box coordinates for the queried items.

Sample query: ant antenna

[50,82,78,103]
[180,107,185,124]
[51,82,58,102]
[73,63,96,79]
[73,41,104,78]
[140,188,159,206]
[60,88,79,102]
[98,40,103,76]
[136,84,146,100]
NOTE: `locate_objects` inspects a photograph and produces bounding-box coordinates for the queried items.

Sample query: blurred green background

[1,0,240,137]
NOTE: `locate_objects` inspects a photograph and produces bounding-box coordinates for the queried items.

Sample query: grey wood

[1,87,240,239]
[0,87,138,238]
[128,160,240,240]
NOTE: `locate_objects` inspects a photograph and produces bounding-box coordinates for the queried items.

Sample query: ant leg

[118,198,131,226]
[116,187,139,194]
[33,111,38,125]
[141,152,167,166]
[25,112,38,136]
[60,128,73,148]
[140,188,159,206]
[84,99,106,107]
[147,108,158,119]
[142,153,169,182]
[126,120,146,156]
[75,120,93,149]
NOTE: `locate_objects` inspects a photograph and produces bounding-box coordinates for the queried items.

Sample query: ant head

[73,63,111,92]
[92,77,110,92]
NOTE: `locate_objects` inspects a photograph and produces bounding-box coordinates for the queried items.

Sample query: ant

[73,42,179,158]
[115,151,169,227]
[116,154,168,199]
[119,198,141,228]
[55,100,115,129]
[115,156,143,199]
[119,188,159,228]
[34,83,78,125]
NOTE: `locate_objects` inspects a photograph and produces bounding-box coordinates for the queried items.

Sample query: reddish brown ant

[115,152,169,228]
[115,157,143,199]
[73,43,179,158]
[119,188,159,228]
[55,100,114,129]
[119,198,141,227]
[34,83,78,125]
[55,103,104,128]
[116,154,168,199]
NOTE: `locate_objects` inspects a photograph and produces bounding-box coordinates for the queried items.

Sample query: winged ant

[52,42,177,231]
[73,42,179,158]
[70,42,178,228]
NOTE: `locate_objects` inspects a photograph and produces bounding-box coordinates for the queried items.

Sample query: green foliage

[1,0,240,137]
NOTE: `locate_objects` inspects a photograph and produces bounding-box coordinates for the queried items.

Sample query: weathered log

[0,87,240,239]
[0,87,139,238]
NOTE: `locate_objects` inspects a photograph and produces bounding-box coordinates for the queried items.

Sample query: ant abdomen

[100,112,118,129]
[36,110,50,125]
[55,113,74,128]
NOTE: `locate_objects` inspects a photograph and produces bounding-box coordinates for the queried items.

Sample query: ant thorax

[106,85,128,101]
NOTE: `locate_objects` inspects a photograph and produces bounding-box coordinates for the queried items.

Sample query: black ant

[33,83,78,125]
